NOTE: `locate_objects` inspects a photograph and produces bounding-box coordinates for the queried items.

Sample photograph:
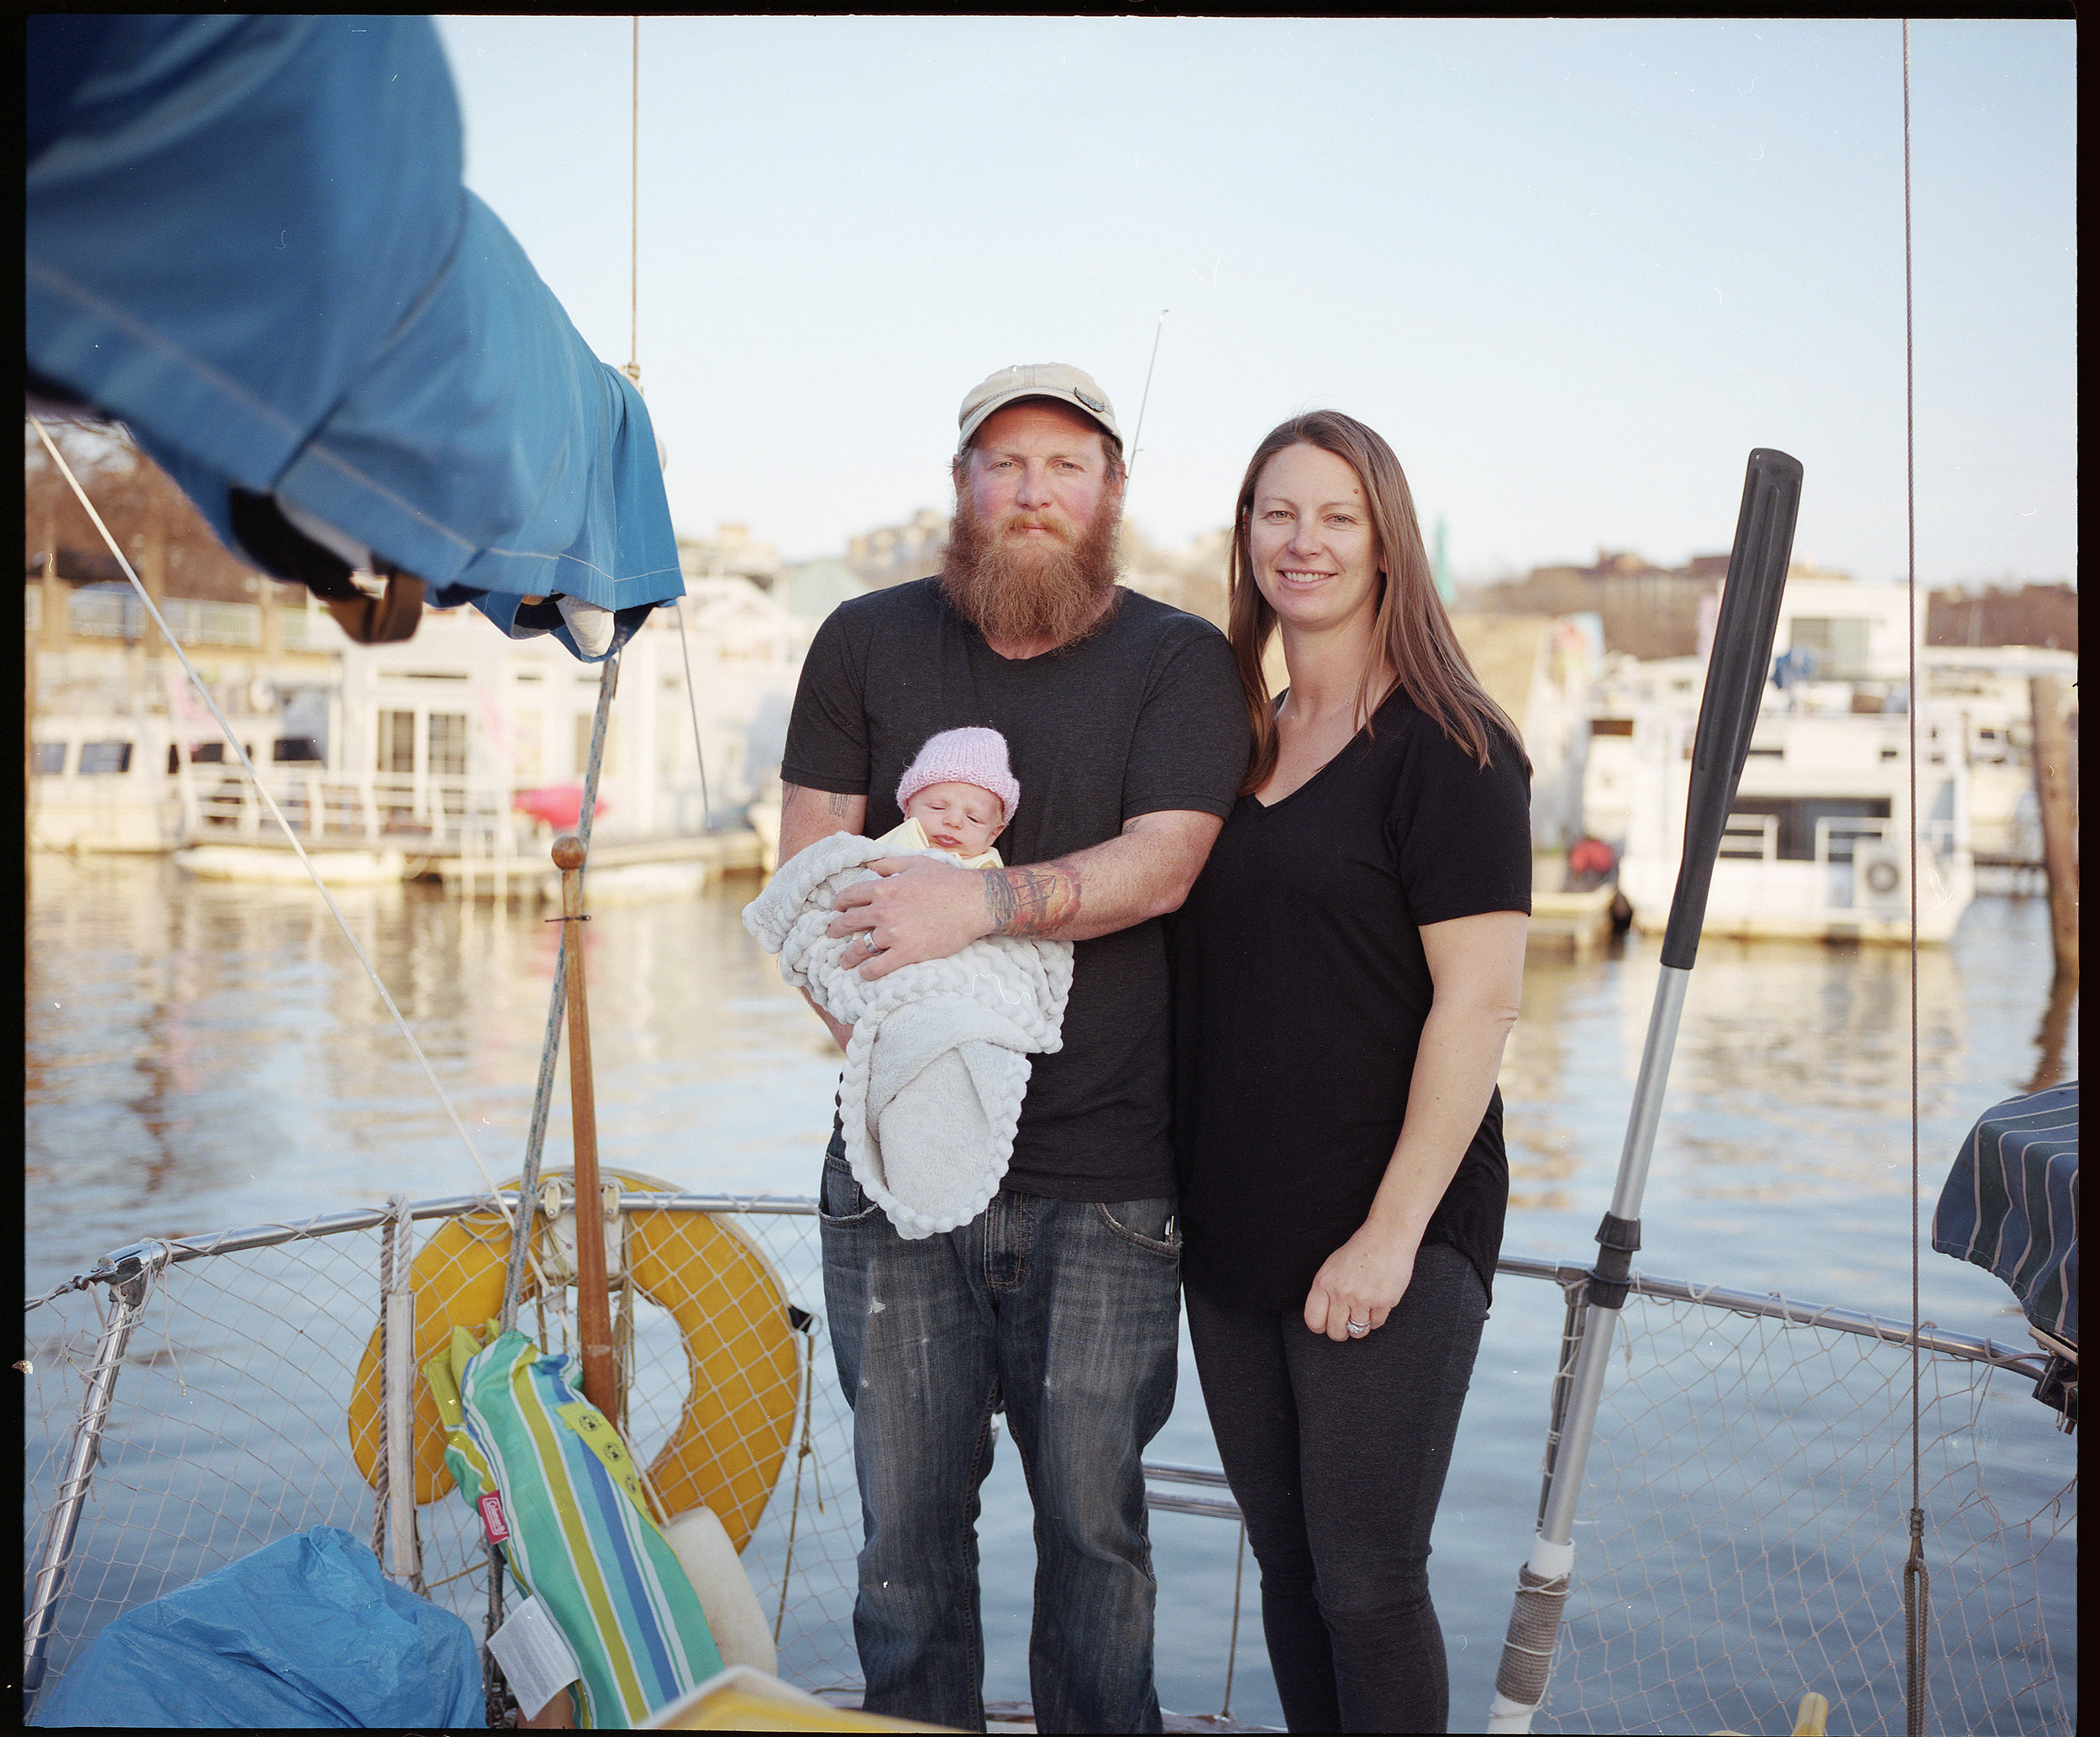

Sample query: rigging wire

[614,9,711,827]
[674,602,712,827]
[627,14,640,383]
[1899,22,1931,1737]
[29,416,520,1233]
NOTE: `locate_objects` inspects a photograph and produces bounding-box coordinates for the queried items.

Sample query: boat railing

[21,1191,2073,1733]
[1718,812,1779,861]
[1814,815,1892,865]
[179,768,545,855]
[34,589,272,649]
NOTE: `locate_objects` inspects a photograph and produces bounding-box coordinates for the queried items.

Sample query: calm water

[24,856,2077,1729]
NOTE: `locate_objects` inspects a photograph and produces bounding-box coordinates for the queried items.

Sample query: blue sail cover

[25,15,683,661]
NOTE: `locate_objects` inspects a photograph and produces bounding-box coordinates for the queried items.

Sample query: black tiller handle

[1660,449,1803,970]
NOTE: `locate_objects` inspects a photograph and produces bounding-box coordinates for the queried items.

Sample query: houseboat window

[272,737,323,764]
[428,712,468,777]
[78,740,133,775]
[1729,796,1891,862]
[191,743,225,764]
[512,711,543,779]
[378,709,416,774]
[33,743,66,775]
[1590,717,1634,737]
[1787,617,1872,681]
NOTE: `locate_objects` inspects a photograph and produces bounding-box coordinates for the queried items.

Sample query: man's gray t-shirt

[781,577,1250,1201]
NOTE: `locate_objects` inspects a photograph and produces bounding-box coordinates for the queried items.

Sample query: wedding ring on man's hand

[1346,1320,1369,1337]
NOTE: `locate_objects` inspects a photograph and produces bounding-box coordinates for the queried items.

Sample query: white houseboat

[1919,642,2076,870]
[1600,578,1977,943]
[29,579,808,898]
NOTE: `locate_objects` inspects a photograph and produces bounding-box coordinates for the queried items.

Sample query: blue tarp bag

[32,1526,484,1729]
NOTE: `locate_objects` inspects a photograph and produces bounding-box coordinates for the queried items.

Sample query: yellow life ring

[347,1169,802,1551]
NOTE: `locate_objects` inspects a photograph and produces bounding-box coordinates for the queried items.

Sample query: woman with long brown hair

[1169,412,1532,1731]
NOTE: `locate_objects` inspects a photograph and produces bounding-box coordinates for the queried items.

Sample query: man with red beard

[775,364,1248,1732]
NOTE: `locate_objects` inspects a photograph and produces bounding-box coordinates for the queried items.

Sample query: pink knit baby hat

[895,727,1021,825]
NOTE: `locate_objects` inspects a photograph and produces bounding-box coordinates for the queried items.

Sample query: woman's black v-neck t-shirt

[1169,687,1533,1314]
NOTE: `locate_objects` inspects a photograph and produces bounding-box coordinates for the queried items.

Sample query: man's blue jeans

[819,1134,1180,1734]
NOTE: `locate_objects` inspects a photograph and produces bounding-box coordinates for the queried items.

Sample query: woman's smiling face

[1246,442,1381,638]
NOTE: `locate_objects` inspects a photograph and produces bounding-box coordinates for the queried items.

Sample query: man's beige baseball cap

[957,363,1122,455]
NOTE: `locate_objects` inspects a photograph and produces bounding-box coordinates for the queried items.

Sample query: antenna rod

[1126,308,1169,476]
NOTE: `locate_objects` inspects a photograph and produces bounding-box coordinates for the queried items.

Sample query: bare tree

[23,419,293,605]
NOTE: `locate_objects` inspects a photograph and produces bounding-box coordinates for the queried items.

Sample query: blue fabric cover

[31,1526,484,1728]
[24,14,682,661]
[1933,1080,2079,1346]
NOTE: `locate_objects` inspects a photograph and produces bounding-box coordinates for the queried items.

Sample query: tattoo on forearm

[784,782,859,821]
[984,858,1084,938]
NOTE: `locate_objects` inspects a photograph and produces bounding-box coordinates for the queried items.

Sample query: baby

[874,726,1020,868]
[741,725,1069,1241]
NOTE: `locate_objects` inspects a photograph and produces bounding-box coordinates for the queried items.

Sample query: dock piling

[2029,674,2078,979]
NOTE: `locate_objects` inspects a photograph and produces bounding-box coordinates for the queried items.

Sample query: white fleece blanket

[742,832,1073,1240]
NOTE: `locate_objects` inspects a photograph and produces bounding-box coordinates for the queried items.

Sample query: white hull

[175,844,408,886]
[435,858,714,905]
[1610,705,1975,946]
[31,795,186,853]
[1623,856,1971,943]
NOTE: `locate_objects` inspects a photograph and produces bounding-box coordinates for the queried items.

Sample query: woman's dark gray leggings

[1185,1243,1488,1734]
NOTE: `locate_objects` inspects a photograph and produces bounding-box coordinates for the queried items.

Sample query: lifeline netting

[1529,1280,2075,1735]
[24,1217,2076,1732]
[22,1202,865,1707]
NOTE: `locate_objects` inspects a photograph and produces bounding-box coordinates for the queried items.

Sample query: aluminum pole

[23,1245,169,1714]
[1487,450,1800,1733]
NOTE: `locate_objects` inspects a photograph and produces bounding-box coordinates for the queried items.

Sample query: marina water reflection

[24,857,2076,1724]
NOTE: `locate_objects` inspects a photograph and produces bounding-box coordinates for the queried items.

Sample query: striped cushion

[424,1324,725,1726]
[1933,1081,2079,1346]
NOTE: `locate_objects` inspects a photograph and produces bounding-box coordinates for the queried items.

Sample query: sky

[434,17,2076,585]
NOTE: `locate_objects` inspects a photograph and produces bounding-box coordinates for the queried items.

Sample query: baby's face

[905,782,1005,857]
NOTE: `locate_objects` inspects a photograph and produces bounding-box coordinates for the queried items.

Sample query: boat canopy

[25,14,683,662]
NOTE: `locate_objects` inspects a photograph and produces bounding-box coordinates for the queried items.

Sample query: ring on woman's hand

[1346,1320,1370,1338]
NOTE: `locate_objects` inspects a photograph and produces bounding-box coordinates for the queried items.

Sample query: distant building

[1927,583,2076,653]
[1460,549,1871,661]
[846,508,948,588]
[1768,576,1914,701]
[780,557,870,620]
[1448,612,1599,851]
[677,522,780,589]
[1461,548,1728,660]
[1119,526,1231,627]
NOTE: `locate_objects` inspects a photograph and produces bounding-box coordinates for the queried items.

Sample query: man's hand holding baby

[828,857,996,979]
